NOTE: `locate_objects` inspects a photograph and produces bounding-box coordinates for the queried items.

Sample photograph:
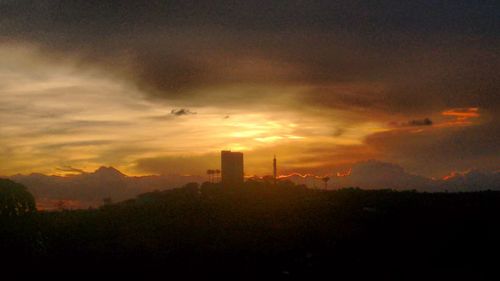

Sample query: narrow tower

[273,154,277,185]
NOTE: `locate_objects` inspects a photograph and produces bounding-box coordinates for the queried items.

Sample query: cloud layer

[0,1,498,177]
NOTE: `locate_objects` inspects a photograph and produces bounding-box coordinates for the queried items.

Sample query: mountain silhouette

[9,167,204,209]
[7,162,500,209]
[92,166,126,178]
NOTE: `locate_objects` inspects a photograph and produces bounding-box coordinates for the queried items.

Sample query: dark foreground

[2,182,500,279]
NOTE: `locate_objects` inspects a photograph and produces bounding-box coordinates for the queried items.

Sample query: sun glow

[0,46,394,176]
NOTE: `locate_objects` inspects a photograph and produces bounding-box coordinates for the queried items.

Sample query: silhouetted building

[221,150,244,186]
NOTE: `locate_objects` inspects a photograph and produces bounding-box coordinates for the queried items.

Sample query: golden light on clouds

[0,45,391,176]
[441,107,480,125]
[1,36,495,179]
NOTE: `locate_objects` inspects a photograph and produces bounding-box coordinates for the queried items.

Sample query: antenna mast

[273,155,277,185]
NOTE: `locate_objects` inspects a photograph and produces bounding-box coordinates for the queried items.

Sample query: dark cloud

[170,108,196,116]
[0,0,498,114]
[3,1,498,37]
[1,1,498,177]
[336,160,435,190]
[366,120,500,177]
[56,166,86,174]
[407,118,433,126]
[390,118,433,127]
[40,140,113,150]
[439,169,500,191]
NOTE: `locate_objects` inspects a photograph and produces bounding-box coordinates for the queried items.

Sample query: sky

[0,1,499,178]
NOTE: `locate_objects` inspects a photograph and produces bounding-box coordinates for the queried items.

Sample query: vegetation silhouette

[0,179,36,217]
[0,179,41,261]
[1,178,499,279]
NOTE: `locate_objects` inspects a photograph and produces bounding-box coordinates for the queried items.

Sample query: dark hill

[1,181,499,279]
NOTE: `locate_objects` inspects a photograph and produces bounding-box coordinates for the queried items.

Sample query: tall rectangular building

[221,150,244,186]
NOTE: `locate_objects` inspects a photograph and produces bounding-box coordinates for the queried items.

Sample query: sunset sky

[1,1,498,178]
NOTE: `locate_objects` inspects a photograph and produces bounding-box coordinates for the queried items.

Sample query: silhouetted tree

[207,169,215,183]
[0,179,36,217]
[322,177,330,189]
[182,182,200,194]
[103,197,113,205]
[215,169,221,183]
